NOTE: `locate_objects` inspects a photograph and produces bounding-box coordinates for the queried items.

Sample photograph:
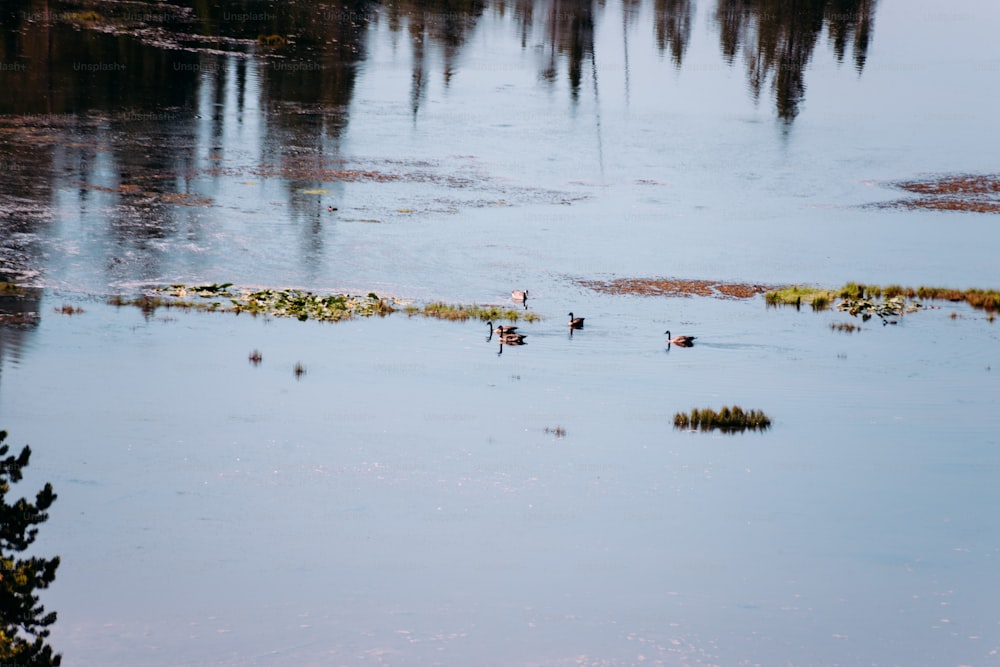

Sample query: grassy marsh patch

[673,406,772,433]
[764,285,837,310]
[418,302,540,323]
[108,283,543,325]
[766,282,1000,319]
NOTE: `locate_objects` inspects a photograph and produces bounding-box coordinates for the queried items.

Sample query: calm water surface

[1,0,1000,665]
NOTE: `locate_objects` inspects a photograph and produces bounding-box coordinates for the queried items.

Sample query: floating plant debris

[673,406,771,433]
[765,282,1000,318]
[578,278,775,299]
[837,295,910,323]
[108,284,395,322]
[878,173,1000,213]
[108,283,542,325]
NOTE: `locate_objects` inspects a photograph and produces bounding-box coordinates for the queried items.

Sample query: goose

[665,330,696,346]
[499,332,527,344]
[512,289,528,302]
[486,321,519,335]
[568,312,585,328]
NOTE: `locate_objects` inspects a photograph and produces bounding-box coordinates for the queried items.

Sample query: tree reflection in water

[714,0,878,121]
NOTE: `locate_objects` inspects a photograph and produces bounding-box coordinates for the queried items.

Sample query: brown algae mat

[878,173,1000,213]
[577,278,776,299]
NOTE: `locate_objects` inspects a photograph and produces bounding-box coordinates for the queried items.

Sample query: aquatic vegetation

[63,10,102,23]
[248,350,263,366]
[55,305,84,315]
[544,426,567,438]
[419,302,536,322]
[673,406,772,433]
[579,277,774,299]
[764,285,836,309]
[109,283,544,327]
[767,282,1000,319]
[879,173,1000,213]
[837,295,910,323]
[258,34,288,48]
[294,362,305,378]
[111,284,396,322]
[830,322,859,333]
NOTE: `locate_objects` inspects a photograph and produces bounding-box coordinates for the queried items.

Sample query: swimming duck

[568,312,585,328]
[665,330,696,346]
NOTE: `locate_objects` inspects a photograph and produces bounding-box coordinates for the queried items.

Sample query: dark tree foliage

[0,430,61,666]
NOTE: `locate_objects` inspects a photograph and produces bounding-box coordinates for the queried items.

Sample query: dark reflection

[0,0,882,291]
[714,0,878,121]
[543,1,597,101]
[654,0,694,67]
[0,283,42,388]
[383,0,486,115]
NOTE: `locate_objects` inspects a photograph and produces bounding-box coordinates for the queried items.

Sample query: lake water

[2,0,1000,665]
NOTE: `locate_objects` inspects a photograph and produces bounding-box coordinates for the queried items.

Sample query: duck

[486,321,519,335]
[568,312,585,328]
[664,330,696,346]
[512,289,528,302]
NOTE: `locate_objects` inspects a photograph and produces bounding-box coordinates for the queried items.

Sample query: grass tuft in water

[764,285,836,309]
[673,406,771,433]
[420,302,530,322]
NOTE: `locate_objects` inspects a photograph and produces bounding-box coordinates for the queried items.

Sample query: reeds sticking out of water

[673,406,771,433]
[419,302,541,322]
[766,283,1000,314]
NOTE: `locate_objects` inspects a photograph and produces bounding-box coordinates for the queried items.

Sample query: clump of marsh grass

[420,302,539,323]
[764,285,837,311]
[673,406,771,433]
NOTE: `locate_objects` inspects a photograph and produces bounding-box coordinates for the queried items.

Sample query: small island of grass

[673,406,772,433]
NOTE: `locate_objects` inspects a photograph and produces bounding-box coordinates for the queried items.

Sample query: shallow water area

[3,290,1000,665]
[2,0,1000,664]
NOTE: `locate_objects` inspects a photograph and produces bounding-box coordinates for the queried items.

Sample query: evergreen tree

[0,429,61,666]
